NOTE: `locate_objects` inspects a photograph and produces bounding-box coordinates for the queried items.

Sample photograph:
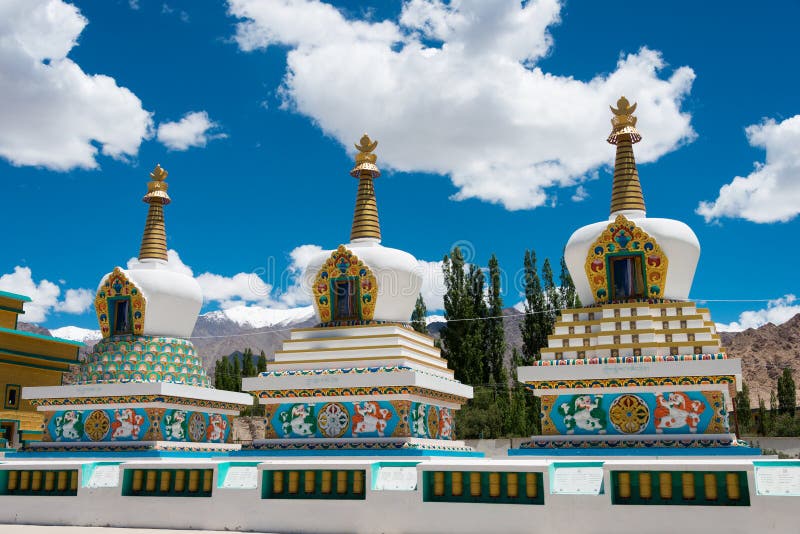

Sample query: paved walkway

[1,527,276,534]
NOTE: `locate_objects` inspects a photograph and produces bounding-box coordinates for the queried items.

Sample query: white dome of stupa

[304,135,423,325]
[93,165,203,340]
[564,97,701,306]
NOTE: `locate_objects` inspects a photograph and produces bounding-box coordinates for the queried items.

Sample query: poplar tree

[232,355,242,392]
[541,258,559,335]
[757,396,767,436]
[735,381,752,433]
[559,255,580,309]
[777,368,796,416]
[242,347,256,377]
[485,255,506,387]
[411,295,428,334]
[257,350,268,374]
[520,250,546,363]
[214,357,228,390]
[441,247,485,384]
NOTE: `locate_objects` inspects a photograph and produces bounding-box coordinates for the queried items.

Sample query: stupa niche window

[609,255,645,300]
[694,346,703,355]
[633,348,642,356]
[585,326,591,334]
[111,298,132,336]
[332,279,359,322]
[665,334,672,342]
[632,334,639,343]
[662,321,669,330]
[4,384,20,410]
[583,338,591,347]
[629,321,636,329]
[568,326,575,334]
[631,308,638,317]
[680,320,687,329]
[660,308,667,317]
[613,335,620,344]
[688,333,695,342]
[670,346,679,356]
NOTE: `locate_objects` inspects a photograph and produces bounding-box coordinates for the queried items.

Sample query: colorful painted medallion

[558,395,608,434]
[609,394,650,434]
[188,412,206,442]
[317,402,350,438]
[110,408,145,440]
[85,410,111,441]
[279,404,317,437]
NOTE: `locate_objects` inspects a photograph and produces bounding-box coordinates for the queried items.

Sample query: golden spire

[349,134,382,241]
[607,96,645,215]
[138,164,171,261]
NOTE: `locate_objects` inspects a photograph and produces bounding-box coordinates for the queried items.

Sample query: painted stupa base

[513,350,759,456]
[21,382,252,453]
[242,324,477,457]
[78,334,209,387]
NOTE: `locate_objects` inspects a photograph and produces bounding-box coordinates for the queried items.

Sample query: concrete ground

[0,527,275,534]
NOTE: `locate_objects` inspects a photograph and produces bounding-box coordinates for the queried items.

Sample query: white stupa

[23,165,251,453]
[513,98,749,454]
[243,136,475,456]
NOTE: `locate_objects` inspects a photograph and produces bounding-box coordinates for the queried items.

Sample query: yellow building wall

[0,361,65,438]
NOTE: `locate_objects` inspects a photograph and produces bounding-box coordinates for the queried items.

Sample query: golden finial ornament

[607,96,642,145]
[350,134,381,178]
[350,134,382,241]
[607,97,646,215]
[138,164,171,261]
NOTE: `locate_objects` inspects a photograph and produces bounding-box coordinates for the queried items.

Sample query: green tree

[232,355,242,392]
[559,255,580,309]
[241,348,256,377]
[777,368,796,416]
[410,294,428,334]
[768,389,778,432]
[541,258,559,335]
[757,396,767,436]
[485,255,506,387]
[257,350,267,374]
[441,247,485,384]
[735,381,752,433]
[520,250,546,363]
[214,356,229,390]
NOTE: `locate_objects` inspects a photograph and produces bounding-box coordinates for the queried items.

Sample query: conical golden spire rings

[607,97,645,215]
[138,164,170,261]
[350,134,382,241]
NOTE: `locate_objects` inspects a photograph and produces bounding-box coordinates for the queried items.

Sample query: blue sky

[2,0,799,332]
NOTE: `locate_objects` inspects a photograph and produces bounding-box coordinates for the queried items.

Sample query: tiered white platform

[243,324,474,454]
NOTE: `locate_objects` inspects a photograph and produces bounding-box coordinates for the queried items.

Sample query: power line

[187,297,785,340]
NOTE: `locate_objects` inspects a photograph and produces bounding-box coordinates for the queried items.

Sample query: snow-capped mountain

[425,314,446,325]
[49,326,102,343]
[202,305,315,329]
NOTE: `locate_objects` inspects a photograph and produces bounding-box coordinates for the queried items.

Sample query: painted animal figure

[206,414,228,442]
[111,408,144,439]
[411,403,428,437]
[352,401,393,437]
[279,404,317,437]
[559,395,607,434]
[54,410,83,441]
[164,410,187,440]
[654,392,706,433]
[438,408,454,439]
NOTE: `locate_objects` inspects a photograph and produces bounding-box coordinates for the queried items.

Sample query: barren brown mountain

[722,313,800,406]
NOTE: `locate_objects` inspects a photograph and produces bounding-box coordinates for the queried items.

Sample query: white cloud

[0,266,93,323]
[0,0,153,170]
[128,0,140,10]
[715,295,800,332]
[126,249,195,277]
[416,259,445,311]
[697,115,800,223]
[228,0,695,210]
[156,111,226,151]
[571,185,589,202]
